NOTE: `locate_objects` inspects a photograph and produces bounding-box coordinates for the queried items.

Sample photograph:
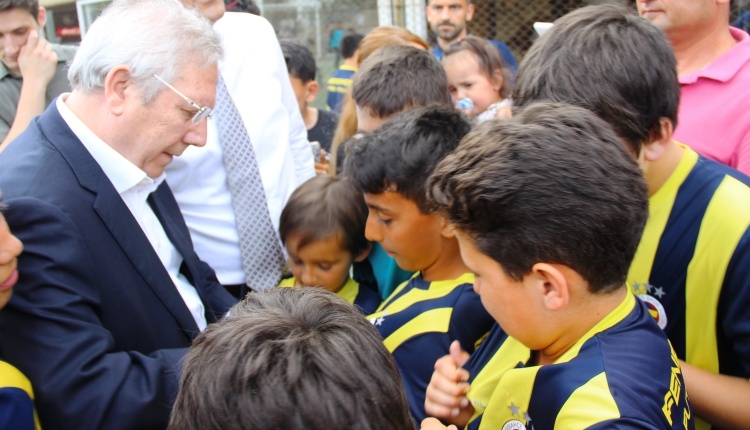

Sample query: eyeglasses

[153,74,212,124]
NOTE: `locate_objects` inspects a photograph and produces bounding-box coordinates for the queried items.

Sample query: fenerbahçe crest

[633,282,668,330]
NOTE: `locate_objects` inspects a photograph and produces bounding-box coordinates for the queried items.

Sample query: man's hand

[17,30,57,88]
[424,340,474,427]
[1,30,59,152]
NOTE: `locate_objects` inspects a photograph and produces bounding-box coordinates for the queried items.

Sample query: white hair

[68,0,222,102]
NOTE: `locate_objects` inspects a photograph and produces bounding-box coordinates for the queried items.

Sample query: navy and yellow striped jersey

[464,293,694,429]
[627,145,750,429]
[0,361,40,430]
[325,65,356,113]
[278,276,381,315]
[368,272,494,423]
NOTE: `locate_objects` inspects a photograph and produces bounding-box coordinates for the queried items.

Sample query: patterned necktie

[213,78,285,291]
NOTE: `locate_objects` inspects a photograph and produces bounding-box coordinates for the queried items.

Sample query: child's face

[288,75,318,118]
[455,230,546,350]
[285,232,354,294]
[444,50,503,117]
[363,190,446,274]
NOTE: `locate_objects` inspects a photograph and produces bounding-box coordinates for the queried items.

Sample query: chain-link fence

[252,0,750,97]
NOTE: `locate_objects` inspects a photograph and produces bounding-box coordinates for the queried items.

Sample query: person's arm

[269,32,315,185]
[424,341,475,427]
[0,198,187,430]
[680,361,750,428]
[0,31,57,152]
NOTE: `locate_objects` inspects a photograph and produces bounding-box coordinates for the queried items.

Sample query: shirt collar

[56,95,166,195]
[679,27,750,84]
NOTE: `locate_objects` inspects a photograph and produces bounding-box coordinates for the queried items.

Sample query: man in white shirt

[169,0,316,297]
[0,0,236,428]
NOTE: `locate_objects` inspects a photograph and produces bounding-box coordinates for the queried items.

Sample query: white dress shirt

[57,95,208,331]
[165,12,315,285]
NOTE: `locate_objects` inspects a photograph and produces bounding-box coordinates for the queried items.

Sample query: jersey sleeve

[449,284,495,353]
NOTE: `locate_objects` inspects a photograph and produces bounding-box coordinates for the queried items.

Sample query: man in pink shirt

[638,0,750,175]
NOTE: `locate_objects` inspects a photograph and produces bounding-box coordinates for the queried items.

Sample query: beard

[433,21,465,41]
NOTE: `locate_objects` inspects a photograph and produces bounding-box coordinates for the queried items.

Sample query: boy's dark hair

[0,0,37,16]
[512,4,679,155]
[168,288,414,430]
[340,32,364,59]
[352,45,450,119]
[279,175,369,257]
[224,0,260,15]
[428,102,648,293]
[345,105,471,213]
[279,39,316,83]
[444,35,512,98]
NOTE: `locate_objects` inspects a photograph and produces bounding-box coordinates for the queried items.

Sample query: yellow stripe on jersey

[628,147,697,292]
[686,175,750,374]
[0,361,41,430]
[555,372,620,428]
[277,276,360,306]
[327,77,352,86]
[477,363,539,430]
[467,337,530,422]
[0,361,34,398]
[373,272,474,314]
[382,308,452,351]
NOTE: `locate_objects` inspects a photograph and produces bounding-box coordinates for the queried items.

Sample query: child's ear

[491,69,504,94]
[305,80,319,104]
[531,263,569,312]
[640,117,673,162]
[437,214,456,239]
[353,242,373,263]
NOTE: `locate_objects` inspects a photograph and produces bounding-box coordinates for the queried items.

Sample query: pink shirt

[675,27,750,175]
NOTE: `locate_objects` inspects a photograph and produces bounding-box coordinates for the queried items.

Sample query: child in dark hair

[168,287,414,430]
[326,32,364,113]
[345,105,494,423]
[279,39,338,162]
[422,102,692,430]
[277,175,380,315]
[442,36,512,121]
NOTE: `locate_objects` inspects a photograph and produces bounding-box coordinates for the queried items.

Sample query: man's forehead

[428,0,467,7]
[0,7,39,30]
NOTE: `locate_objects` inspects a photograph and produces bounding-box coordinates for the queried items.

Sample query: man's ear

[531,263,569,312]
[305,80,319,104]
[353,242,373,263]
[466,2,475,21]
[103,66,134,116]
[641,118,673,162]
[36,7,47,28]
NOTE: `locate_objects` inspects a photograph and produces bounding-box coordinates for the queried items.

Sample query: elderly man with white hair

[0,0,236,428]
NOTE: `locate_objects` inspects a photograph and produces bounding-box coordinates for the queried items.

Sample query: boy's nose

[299,268,316,286]
[364,216,382,243]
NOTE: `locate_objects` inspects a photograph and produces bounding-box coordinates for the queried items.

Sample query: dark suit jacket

[0,102,237,430]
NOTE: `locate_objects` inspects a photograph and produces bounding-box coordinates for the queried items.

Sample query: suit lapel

[39,102,200,338]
